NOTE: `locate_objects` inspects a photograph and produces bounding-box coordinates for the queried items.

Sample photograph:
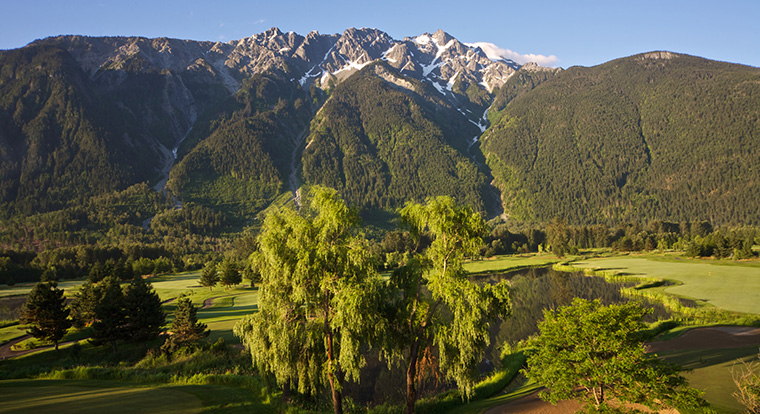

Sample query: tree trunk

[54,340,59,352]
[324,297,343,414]
[405,339,420,414]
[282,380,291,404]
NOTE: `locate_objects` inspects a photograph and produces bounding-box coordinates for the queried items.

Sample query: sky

[2,0,758,68]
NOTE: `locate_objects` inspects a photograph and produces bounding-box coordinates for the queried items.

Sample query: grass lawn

[0,378,277,414]
[0,323,26,345]
[660,346,759,414]
[0,379,202,414]
[0,279,86,298]
[569,256,760,314]
[464,253,562,275]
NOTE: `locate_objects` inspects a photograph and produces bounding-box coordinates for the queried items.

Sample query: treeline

[483,52,760,225]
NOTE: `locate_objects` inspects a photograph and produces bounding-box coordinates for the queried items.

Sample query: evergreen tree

[170,297,208,345]
[218,258,241,288]
[91,276,126,352]
[198,261,219,291]
[123,275,165,342]
[69,280,100,328]
[20,281,71,351]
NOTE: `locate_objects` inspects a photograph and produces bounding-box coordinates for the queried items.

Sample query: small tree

[20,281,71,351]
[733,351,760,414]
[169,297,208,345]
[123,275,165,342]
[198,261,219,291]
[525,298,710,413]
[218,258,241,288]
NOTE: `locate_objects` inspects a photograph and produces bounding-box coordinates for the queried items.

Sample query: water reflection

[476,267,672,360]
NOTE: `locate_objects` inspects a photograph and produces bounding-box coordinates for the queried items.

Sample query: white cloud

[253,19,265,25]
[466,42,559,67]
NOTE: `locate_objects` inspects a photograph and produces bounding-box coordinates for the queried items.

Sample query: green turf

[0,280,86,298]
[569,256,760,314]
[0,324,26,346]
[463,254,562,275]
[660,346,759,414]
[0,379,202,414]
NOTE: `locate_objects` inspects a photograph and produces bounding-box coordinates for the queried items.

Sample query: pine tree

[69,280,100,328]
[170,297,208,345]
[218,259,241,288]
[91,276,126,352]
[198,261,219,291]
[123,275,165,342]
[20,281,71,351]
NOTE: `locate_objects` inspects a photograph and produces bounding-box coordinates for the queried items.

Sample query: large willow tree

[234,186,381,414]
[391,196,511,414]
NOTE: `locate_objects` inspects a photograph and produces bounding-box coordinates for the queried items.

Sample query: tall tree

[91,276,126,352]
[123,275,165,342]
[392,196,511,414]
[235,186,381,414]
[20,281,71,351]
[525,298,711,413]
[169,297,208,345]
[198,261,219,291]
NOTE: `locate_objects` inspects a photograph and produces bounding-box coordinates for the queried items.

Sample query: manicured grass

[0,378,278,414]
[660,346,759,414]
[0,379,202,414]
[0,323,26,345]
[569,256,760,314]
[464,254,562,275]
[0,280,86,298]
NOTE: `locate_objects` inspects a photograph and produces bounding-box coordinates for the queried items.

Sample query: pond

[477,267,674,361]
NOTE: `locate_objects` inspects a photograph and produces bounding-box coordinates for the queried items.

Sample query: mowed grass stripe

[571,256,760,314]
[0,381,201,414]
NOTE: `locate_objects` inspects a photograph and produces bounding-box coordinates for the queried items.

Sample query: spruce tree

[69,280,100,328]
[170,297,208,345]
[123,275,165,342]
[91,276,126,352]
[198,262,219,291]
[20,281,71,351]
[218,259,241,288]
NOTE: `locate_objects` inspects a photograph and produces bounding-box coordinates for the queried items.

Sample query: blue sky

[2,0,758,68]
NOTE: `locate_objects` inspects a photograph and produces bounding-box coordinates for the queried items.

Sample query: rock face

[0,27,547,217]
[29,27,534,157]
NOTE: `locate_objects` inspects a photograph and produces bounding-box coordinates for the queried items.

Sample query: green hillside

[167,70,316,224]
[482,52,760,224]
[302,62,494,212]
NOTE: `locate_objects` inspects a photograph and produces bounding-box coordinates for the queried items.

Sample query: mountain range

[1,27,758,229]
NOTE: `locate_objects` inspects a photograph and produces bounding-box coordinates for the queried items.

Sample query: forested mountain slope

[2,29,759,232]
[483,52,760,224]
[302,62,496,213]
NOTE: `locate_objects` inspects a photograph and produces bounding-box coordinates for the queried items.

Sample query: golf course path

[0,334,79,359]
[485,326,760,414]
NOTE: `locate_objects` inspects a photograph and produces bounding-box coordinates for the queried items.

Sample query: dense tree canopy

[390,196,511,413]
[525,298,710,413]
[234,186,382,414]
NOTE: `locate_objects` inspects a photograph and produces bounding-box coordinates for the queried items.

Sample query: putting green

[570,257,760,314]
[0,380,201,414]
